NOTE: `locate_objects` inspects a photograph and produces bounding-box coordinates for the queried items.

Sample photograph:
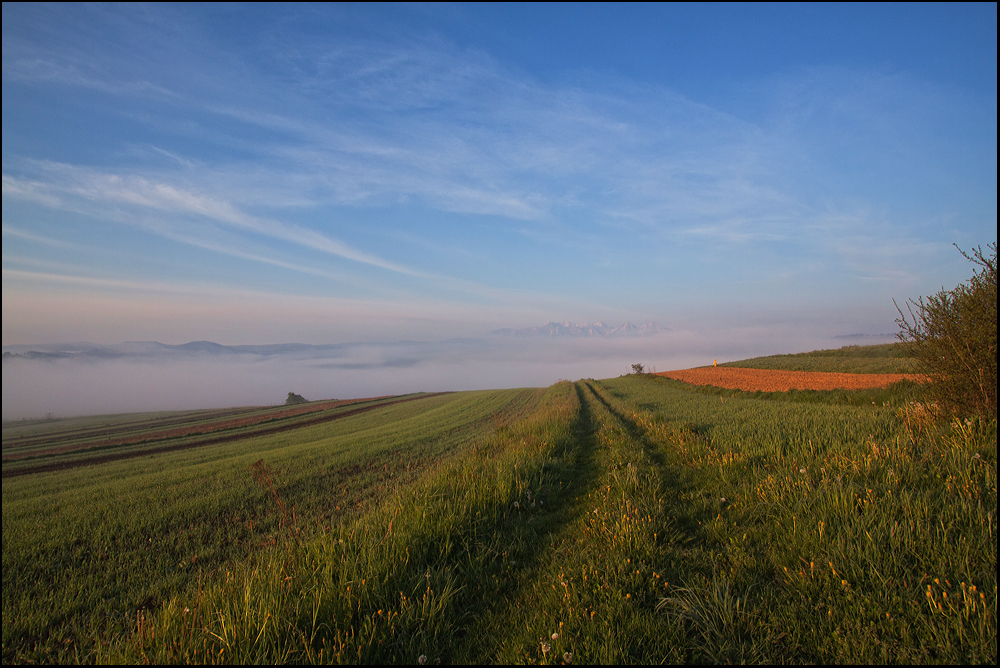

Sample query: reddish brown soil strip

[4,405,270,449]
[3,396,395,461]
[2,393,450,478]
[656,367,926,392]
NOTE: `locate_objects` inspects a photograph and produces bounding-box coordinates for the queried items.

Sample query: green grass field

[2,345,995,664]
[720,342,922,374]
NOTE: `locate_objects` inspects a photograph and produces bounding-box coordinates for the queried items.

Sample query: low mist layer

[2,329,893,420]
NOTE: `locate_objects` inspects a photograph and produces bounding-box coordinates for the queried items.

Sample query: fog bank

[3,329,893,420]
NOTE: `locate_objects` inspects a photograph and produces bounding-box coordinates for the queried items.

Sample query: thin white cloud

[2,165,420,276]
[2,267,218,295]
[2,162,602,312]
[2,51,180,99]
[1,266,604,347]
[8,24,957,256]
[1,225,94,251]
[4,8,990,331]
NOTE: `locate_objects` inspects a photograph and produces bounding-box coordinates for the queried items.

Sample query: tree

[895,242,997,418]
[285,392,307,405]
[631,363,645,375]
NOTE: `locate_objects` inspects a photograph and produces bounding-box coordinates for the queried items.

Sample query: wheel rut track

[3,392,452,478]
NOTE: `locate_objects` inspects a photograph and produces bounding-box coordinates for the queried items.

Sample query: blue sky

[3,3,997,349]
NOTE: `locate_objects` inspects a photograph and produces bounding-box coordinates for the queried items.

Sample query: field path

[656,367,925,392]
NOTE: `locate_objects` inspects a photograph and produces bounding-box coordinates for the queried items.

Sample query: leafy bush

[895,242,997,418]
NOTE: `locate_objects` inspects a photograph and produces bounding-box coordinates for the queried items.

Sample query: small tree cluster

[895,242,997,418]
[285,392,307,405]
[631,363,645,375]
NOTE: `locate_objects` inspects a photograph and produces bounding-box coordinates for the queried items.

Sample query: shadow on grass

[447,382,608,661]
[584,380,723,579]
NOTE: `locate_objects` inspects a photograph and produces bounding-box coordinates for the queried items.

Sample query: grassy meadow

[720,342,923,374]
[2,345,995,664]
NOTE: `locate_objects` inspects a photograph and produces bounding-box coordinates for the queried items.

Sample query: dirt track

[656,367,925,392]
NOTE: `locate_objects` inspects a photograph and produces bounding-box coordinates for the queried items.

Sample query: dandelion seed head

[552,632,559,640]
[541,641,551,653]
[418,655,428,665]
[563,652,573,664]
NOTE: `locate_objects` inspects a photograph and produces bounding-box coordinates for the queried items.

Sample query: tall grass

[108,376,995,663]
[108,382,582,664]
[603,375,996,663]
[7,374,995,663]
[3,390,540,664]
[721,342,921,374]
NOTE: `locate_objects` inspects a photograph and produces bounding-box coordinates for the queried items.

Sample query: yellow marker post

[713,359,717,367]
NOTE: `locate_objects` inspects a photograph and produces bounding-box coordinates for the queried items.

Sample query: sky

[2,4,997,416]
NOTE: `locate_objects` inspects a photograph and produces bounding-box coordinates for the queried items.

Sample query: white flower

[541,641,551,653]
[563,652,573,664]
[418,655,427,665]
[552,632,559,640]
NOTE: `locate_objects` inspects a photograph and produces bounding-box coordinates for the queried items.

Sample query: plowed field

[2,394,448,478]
[656,367,926,392]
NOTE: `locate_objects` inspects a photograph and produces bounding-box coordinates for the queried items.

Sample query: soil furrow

[657,367,925,392]
[2,393,450,478]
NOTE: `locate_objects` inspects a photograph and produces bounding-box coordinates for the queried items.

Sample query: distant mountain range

[490,321,670,338]
[2,321,671,362]
[2,341,355,361]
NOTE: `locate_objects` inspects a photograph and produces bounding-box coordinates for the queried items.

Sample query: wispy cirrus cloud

[2,163,420,276]
[6,18,790,232]
[3,3,992,345]
[3,168,591,316]
[7,20,950,252]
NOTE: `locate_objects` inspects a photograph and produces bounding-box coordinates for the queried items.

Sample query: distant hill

[3,326,670,363]
[719,343,920,374]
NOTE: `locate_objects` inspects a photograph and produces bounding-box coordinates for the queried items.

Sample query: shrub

[895,242,997,418]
